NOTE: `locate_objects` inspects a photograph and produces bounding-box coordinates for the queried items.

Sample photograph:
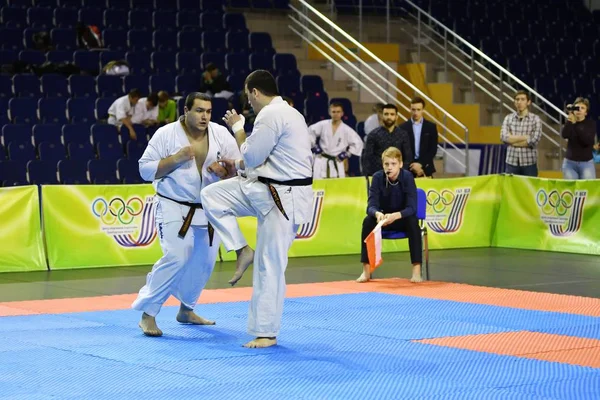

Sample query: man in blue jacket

[357,146,422,283]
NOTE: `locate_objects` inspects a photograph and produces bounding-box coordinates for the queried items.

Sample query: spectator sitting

[131,92,159,127]
[199,63,233,99]
[107,89,142,140]
[157,91,177,125]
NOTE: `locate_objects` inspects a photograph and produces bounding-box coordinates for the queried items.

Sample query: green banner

[42,185,162,269]
[0,186,46,272]
[493,175,600,255]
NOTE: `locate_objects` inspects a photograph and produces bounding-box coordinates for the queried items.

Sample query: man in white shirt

[201,70,314,349]
[363,102,384,137]
[309,102,364,179]
[107,89,142,141]
[131,92,159,127]
[132,93,241,337]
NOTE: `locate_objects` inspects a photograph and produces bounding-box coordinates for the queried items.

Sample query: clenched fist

[207,161,228,178]
[174,146,194,164]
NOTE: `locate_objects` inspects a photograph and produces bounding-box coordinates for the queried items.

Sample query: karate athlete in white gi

[132,92,241,337]
[200,70,314,348]
[309,102,364,179]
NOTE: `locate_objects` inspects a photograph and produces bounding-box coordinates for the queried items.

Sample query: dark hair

[281,95,294,106]
[245,70,278,97]
[185,92,212,110]
[205,62,218,72]
[514,90,530,101]
[410,96,426,107]
[382,103,398,113]
[157,91,170,103]
[373,102,385,113]
[129,89,142,99]
[147,92,159,107]
[330,101,344,111]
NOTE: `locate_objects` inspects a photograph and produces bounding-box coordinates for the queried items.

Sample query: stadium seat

[88,159,119,184]
[38,142,66,163]
[27,159,59,184]
[58,159,89,184]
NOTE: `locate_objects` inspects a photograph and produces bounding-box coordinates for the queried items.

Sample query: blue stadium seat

[0,76,11,98]
[225,53,249,75]
[230,0,250,7]
[276,75,300,97]
[272,0,289,9]
[131,0,153,10]
[0,28,24,50]
[125,51,152,75]
[97,141,123,161]
[13,74,41,98]
[62,123,92,146]
[0,143,5,160]
[53,8,78,28]
[67,142,95,161]
[83,0,106,7]
[38,98,68,124]
[252,0,272,9]
[91,123,119,146]
[116,158,142,183]
[121,124,147,145]
[200,52,225,71]
[0,49,18,65]
[128,29,153,52]
[126,139,146,160]
[226,31,249,53]
[227,73,246,92]
[176,10,199,28]
[0,160,27,186]
[57,0,82,8]
[99,50,126,68]
[211,98,228,125]
[178,31,203,52]
[152,11,176,30]
[200,11,224,31]
[274,53,300,77]
[50,28,78,50]
[149,75,175,94]
[8,142,35,163]
[41,74,69,98]
[88,159,119,183]
[151,52,177,75]
[153,30,178,52]
[124,75,149,95]
[68,75,97,99]
[301,75,325,95]
[1,8,27,28]
[27,7,53,28]
[177,0,201,11]
[103,29,128,51]
[176,75,199,96]
[249,32,275,55]
[223,13,247,32]
[305,93,329,125]
[96,75,124,98]
[95,97,117,120]
[2,124,32,147]
[32,124,62,147]
[78,8,103,28]
[249,53,272,73]
[177,52,201,74]
[106,0,129,9]
[67,98,96,123]
[202,31,226,53]
[128,9,152,30]
[18,49,46,65]
[104,8,128,29]
[38,142,66,163]
[8,98,38,124]
[58,159,89,184]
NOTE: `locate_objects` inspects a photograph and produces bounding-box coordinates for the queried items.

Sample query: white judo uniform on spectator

[309,119,363,179]
[201,71,313,348]
[132,94,240,336]
[131,96,159,125]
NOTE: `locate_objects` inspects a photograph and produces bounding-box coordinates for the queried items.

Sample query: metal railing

[327,0,569,165]
[290,0,471,175]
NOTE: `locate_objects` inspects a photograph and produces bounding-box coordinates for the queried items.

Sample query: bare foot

[243,337,277,348]
[176,305,215,325]
[410,264,423,283]
[139,313,163,337]
[229,245,255,286]
[356,263,371,283]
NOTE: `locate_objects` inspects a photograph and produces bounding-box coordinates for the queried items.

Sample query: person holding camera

[561,98,597,180]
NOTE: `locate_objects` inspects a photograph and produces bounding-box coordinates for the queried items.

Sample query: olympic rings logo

[426,189,456,213]
[536,190,573,216]
[92,197,144,225]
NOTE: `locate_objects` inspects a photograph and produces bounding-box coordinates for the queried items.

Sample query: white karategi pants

[313,154,345,179]
[131,202,220,317]
[200,177,298,337]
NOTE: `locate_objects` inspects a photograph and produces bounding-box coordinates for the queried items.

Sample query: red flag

[364,221,384,273]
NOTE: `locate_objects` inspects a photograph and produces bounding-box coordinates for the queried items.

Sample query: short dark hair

[410,96,425,107]
[330,101,344,111]
[129,89,141,99]
[514,90,530,101]
[147,92,159,107]
[373,102,385,113]
[382,103,398,113]
[245,70,278,97]
[205,63,218,72]
[185,92,212,110]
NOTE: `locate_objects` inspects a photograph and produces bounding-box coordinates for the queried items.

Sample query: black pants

[360,215,422,264]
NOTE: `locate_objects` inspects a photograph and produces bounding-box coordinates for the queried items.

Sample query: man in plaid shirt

[500,90,542,176]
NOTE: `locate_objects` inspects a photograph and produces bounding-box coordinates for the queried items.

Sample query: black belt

[257,176,313,221]
[320,153,338,178]
[156,193,214,246]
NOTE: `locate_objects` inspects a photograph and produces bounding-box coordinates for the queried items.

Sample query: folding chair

[380,187,430,280]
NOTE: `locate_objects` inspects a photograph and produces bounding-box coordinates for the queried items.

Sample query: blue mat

[0,292,598,399]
